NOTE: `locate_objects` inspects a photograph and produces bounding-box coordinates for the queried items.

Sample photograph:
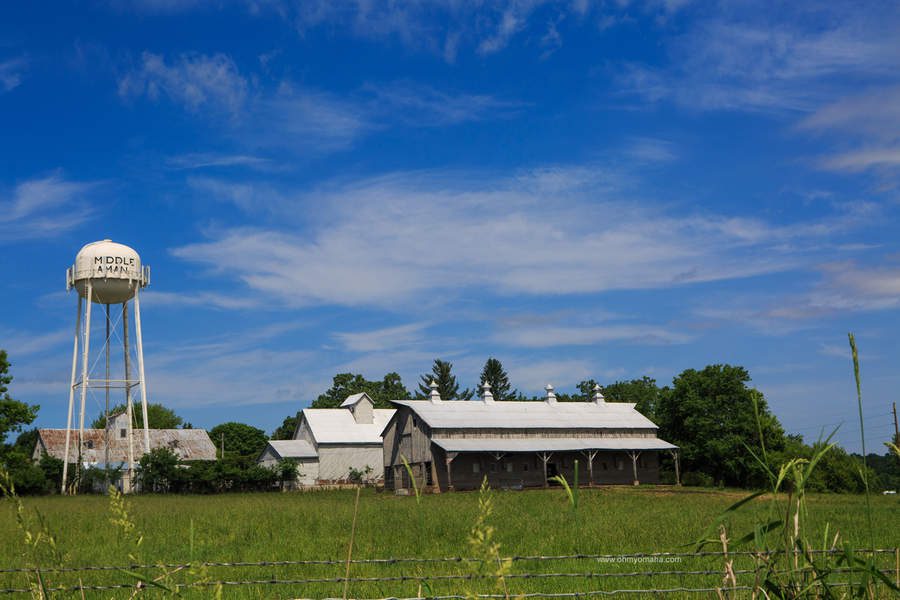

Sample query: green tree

[417,359,472,400]
[138,447,180,493]
[91,402,183,429]
[209,422,268,459]
[379,372,412,403]
[655,365,785,487]
[603,376,662,419]
[554,379,600,402]
[271,413,298,440]
[312,372,410,409]
[0,350,39,465]
[478,358,517,402]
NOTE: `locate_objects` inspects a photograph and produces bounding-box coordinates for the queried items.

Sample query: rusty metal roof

[34,428,217,463]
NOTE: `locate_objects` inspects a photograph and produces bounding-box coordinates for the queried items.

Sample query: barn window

[523,464,529,472]
[616,458,624,471]
[120,428,127,438]
[85,440,93,449]
[601,462,608,471]
[505,463,513,473]
[472,462,480,474]
[489,463,497,472]
[412,417,418,427]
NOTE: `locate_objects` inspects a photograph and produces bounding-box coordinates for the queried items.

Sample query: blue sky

[2,1,899,453]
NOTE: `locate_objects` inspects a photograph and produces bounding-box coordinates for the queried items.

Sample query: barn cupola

[545,384,557,404]
[428,379,442,403]
[341,393,375,424]
[481,382,495,403]
[592,384,605,404]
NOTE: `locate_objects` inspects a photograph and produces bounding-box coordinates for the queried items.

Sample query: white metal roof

[266,439,318,459]
[303,408,395,444]
[390,400,658,430]
[340,393,370,408]
[432,437,677,453]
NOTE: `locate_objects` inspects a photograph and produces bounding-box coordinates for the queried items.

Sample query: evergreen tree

[417,359,472,400]
[478,357,517,401]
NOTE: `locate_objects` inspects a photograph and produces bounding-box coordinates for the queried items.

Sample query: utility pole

[892,402,899,446]
[220,433,225,460]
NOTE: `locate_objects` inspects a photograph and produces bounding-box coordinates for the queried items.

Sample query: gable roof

[388,400,658,430]
[303,408,394,444]
[340,392,372,408]
[264,439,318,459]
[34,428,217,463]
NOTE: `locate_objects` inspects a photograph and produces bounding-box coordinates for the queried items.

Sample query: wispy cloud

[118,51,248,115]
[0,328,70,358]
[617,5,900,114]
[0,174,96,241]
[118,51,518,153]
[334,322,430,353]
[0,56,27,93]
[800,85,900,176]
[166,153,275,170]
[367,82,524,126]
[169,165,856,309]
[496,323,691,348]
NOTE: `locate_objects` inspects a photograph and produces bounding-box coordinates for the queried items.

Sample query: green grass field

[1,486,898,598]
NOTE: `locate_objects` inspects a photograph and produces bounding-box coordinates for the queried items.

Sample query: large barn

[258,393,394,485]
[382,382,678,492]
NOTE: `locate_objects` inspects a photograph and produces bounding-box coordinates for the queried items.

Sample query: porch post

[670,449,681,486]
[586,450,597,487]
[538,452,552,487]
[445,452,457,492]
[628,451,641,486]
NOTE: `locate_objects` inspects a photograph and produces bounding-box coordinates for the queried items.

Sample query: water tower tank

[66,239,150,304]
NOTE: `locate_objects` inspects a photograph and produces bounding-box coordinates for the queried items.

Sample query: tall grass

[692,332,899,598]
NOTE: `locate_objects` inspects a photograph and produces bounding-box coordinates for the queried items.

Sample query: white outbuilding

[258,393,394,486]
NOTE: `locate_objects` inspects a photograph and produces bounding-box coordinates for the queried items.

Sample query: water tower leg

[62,294,82,495]
[77,281,93,489]
[123,301,135,492]
[133,285,151,454]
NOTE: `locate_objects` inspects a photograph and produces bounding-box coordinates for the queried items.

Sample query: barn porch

[388,438,679,492]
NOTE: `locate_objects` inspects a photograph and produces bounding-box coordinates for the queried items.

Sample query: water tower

[62,240,151,494]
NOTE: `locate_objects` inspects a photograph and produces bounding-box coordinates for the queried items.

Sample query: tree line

[2,350,898,494]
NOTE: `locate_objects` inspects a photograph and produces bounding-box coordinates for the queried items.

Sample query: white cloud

[0,328,70,358]
[119,52,248,115]
[0,56,27,93]
[618,6,900,113]
[166,153,274,170]
[334,322,430,353]
[0,174,95,241]
[800,86,900,175]
[497,324,691,348]
[119,51,516,153]
[170,165,853,309]
[367,82,524,126]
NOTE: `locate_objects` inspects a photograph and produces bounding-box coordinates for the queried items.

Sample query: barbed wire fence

[1,549,898,597]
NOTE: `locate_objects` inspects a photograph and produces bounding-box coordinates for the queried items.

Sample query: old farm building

[383,382,677,492]
[258,393,394,485]
[33,412,216,489]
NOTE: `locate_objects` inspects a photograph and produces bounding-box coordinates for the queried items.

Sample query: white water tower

[62,240,151,493]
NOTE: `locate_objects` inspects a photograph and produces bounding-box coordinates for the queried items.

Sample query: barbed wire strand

[0,548,894,575]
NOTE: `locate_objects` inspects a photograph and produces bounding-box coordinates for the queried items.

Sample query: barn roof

[340,393,371,408]
[35,428,217,463]
[389,399,658,430]
[303,408,395,444]
[264,439,318,459]
[431,436,677,453]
